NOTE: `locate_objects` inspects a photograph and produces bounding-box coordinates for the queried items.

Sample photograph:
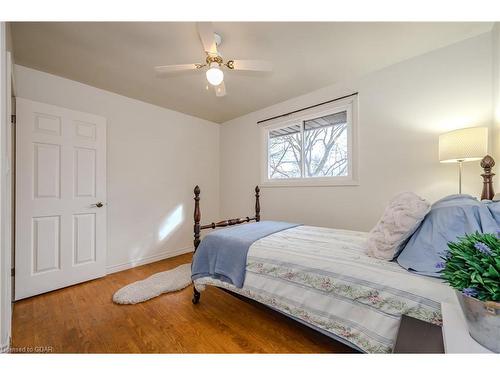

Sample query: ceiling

[11,22,493,123]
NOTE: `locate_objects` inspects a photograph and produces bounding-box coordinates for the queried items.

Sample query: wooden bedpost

[192,185,201,304]
[194,185,201,251]
[192,184,262,304]
[480,155,495,200]
[255,186,261,222]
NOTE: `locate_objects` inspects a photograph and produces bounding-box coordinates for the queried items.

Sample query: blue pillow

[486,199,500,224]
[397,194,499,277]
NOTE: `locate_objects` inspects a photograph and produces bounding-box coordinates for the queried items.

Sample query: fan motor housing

[206,55,223,66]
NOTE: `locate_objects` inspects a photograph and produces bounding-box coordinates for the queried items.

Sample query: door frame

[0,23,14,353]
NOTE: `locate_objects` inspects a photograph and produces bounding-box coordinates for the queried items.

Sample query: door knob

[91,202,104,208]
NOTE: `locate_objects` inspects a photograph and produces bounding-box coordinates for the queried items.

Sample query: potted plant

[438,232,500,352]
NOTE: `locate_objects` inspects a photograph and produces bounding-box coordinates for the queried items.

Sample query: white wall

[14,65,220,272]
[220,33,494,232]
[493,23,500,180]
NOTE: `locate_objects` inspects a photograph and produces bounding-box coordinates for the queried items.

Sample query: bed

[190,156,496,353]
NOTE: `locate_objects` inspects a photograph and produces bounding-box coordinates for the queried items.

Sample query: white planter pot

[456,291,500,353]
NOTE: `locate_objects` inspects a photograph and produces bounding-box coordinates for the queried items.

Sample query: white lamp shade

[439,127,488,163]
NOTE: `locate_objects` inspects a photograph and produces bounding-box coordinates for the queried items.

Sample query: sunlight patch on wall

[158,205,184,242]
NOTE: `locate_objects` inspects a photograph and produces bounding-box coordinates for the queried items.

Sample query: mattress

[194,225,455,353]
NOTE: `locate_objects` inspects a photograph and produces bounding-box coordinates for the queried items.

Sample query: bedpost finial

[194,185,200,196]
[480,155,495,200]
[481,155,495,170]
[255,185,261,222]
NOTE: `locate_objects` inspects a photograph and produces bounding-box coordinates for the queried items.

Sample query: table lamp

[439,127,488,194]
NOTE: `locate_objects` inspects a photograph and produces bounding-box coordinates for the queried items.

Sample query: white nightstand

[441,294,493,353]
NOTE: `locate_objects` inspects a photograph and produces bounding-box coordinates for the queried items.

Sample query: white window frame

[260,96,358,187]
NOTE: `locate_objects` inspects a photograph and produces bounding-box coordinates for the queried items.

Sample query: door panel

[15,98,107,300]
[34,143,61,199]
[74,120,96,140]
[34,113,62,136]
[74,147,96,198]
[32,216,61,274]
[73,213,96,265]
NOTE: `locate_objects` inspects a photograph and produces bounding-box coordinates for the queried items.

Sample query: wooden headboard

[190,155,495,304]
[192,155,496,250]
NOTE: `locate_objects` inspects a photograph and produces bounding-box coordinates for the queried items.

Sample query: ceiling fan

[154,22,272,97]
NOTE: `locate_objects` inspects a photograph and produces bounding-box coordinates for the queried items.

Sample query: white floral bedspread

[194,225,455,353]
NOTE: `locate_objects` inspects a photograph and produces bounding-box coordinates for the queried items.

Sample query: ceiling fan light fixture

[154,22,273,97]
[206,62,224,86]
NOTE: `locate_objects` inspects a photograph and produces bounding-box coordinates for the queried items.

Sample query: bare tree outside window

[268,128,301,179]
[268,111,348,179]
[304,119,348,177]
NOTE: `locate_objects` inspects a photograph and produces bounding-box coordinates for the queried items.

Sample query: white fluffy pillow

[366,192,430,260]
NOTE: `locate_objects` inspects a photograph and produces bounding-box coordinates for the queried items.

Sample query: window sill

[260,178,359,188]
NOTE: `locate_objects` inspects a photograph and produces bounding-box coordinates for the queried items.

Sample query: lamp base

[458,160,463,194]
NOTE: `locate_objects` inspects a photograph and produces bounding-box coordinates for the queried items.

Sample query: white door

[15,98,107,300]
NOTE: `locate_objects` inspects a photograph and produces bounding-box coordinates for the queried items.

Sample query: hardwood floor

[12,253,354,353]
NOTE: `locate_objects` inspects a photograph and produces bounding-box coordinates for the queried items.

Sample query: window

[261,97,357,186]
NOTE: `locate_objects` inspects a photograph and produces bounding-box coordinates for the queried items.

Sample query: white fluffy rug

[113,263,192,304]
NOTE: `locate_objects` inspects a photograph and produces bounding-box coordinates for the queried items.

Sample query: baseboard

[106,246,193,275]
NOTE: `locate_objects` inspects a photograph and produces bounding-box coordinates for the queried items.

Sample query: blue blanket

[191,221,300,287]
[397,195,500,277]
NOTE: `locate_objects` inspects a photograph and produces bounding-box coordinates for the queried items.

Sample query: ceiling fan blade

[154,64,200,76]
[214,81,226,97]
[197,22,218,56]
[230,60,272,72]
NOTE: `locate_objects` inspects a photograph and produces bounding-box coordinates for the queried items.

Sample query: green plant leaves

[441,232,500,302]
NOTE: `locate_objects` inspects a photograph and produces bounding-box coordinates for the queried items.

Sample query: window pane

[268,125,302,179]
[303,111,348,177]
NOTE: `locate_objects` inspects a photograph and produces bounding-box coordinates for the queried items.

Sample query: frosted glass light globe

[206,64,224,86]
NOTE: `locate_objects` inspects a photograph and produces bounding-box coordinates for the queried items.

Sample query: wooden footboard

[191,185,260,304]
